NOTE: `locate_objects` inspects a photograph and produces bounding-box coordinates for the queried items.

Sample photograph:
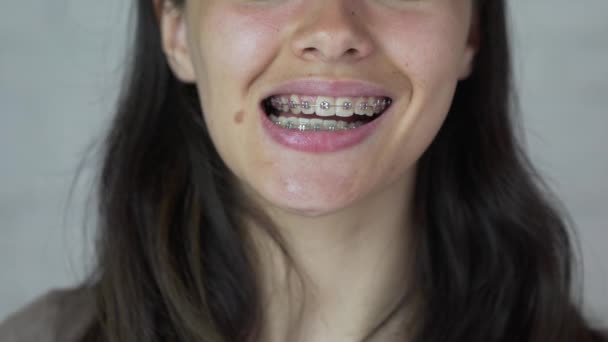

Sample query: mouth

[261,94,393,131]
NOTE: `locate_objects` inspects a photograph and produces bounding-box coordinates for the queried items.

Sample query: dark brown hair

[79,0,606,341]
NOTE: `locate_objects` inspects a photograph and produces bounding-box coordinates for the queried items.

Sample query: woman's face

[162,0,477,216]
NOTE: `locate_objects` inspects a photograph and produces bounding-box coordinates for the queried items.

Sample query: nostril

[301,47,321,60]
[345,48,358,56]
[300,47,360,62]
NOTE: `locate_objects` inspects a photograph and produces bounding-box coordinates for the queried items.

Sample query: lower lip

[260,107,389,153]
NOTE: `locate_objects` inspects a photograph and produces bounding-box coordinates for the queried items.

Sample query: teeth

[322,119,337,130]
[269,114,366,131]
[289,95,301,114]
[354,97,367,116]
[280,96,289,112]
[297,117,310,131]
[373,98,385,114]
[276,115,287,127]
[286,116,299,129]
[336,97,354,117]
[300,96,315,115]
[268,95,391,118]
[364,97,374,116]
[316,96,335,117]
[310,118,323,131]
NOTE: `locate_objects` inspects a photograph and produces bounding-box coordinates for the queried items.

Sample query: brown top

[0,287,94,342]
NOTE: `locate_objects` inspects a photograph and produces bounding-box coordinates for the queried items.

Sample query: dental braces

[275,120,366,131]
[270,97,392,112]
[269,113,366,131]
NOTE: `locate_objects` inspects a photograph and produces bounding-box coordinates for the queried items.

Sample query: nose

[290,0,374,63]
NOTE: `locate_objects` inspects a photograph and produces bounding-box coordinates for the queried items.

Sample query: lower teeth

[269,114,366,131]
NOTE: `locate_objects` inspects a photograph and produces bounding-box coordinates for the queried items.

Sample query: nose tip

[291,2,374,63]
[297,35,370,62]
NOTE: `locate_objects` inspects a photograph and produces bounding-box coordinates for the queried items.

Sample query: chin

[270,200,348,218]
[258,181,361,218]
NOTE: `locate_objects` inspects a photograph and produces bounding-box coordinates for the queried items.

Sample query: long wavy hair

[80,0,605,341]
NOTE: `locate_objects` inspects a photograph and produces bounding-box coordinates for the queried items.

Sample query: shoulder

[0,286,95,342]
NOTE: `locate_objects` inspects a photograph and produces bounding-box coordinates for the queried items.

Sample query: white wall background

[1,0,607,327]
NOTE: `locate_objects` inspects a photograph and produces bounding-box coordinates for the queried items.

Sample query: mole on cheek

[234,110,245,124]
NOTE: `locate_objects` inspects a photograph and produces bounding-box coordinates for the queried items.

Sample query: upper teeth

[269,95,391,117]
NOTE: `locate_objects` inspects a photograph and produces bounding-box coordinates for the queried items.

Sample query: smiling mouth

[262,94,393,131]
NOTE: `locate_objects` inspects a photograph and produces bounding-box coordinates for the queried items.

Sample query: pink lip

[258,78,394,153]
[260,106,391,153]
[260,78,394,99]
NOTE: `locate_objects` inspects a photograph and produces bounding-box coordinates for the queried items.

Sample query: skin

[157,0,478,340]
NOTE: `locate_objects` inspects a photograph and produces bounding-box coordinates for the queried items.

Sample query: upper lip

[260,78,394,101]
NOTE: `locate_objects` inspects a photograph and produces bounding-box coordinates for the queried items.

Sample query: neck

[245,171,417,342]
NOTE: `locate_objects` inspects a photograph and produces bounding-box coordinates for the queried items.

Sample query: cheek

[371,9,470,90]
[351,12,467,197]
[367,9,467,156]
[195,3,294,98]
[189,3,297,178]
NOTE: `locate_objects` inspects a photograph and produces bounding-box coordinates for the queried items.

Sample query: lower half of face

[185,0,474,216]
